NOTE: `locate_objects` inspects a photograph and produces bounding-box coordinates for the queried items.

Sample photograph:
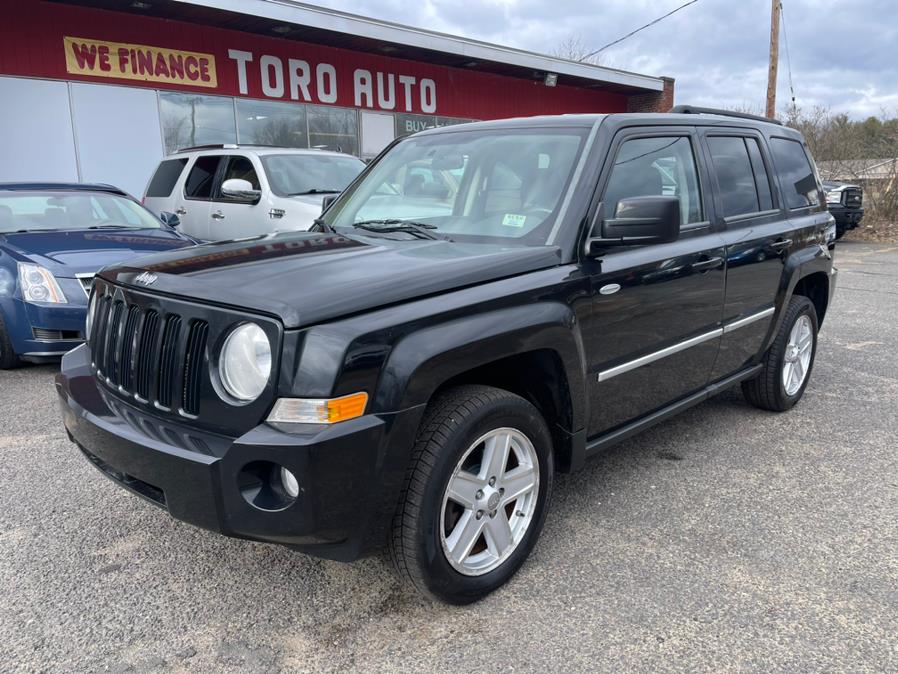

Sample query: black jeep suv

[57,106,837,604]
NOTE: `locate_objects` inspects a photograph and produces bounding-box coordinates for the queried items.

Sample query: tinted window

[603,136,703,226]
[218,156,260,195]
[159,93,236,154]
[184,156,221,199]
[746,138,774,211]
[708,136,760,217]
[770,137,821,209]
[146,158,188,198]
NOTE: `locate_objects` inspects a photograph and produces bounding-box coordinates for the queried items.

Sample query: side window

[146,158,188,198]
[184,156,222,200]
[746,138,774,211]
[769,137,821,209]
[603,136,703,226]
[708,136,761,217]
[218,155,261,198]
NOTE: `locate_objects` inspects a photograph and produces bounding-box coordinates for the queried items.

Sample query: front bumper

[56,345,424,561]
[828,205,864,227]
[2,293,86,360]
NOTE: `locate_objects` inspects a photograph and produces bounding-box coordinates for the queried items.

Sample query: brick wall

[626,77,675,113]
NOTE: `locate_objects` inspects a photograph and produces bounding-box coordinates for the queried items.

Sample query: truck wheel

[0,312,19,369]
[742,295,818,412]
[390,385,553,604]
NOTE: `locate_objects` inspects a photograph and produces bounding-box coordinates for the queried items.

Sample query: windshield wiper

[286,189,342,196]
[352,219,444,241]
[87,224,142,229]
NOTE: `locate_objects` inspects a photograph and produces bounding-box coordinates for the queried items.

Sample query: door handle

[175,207,187,215]
[211,211,225,220]
[691,256,723,272]
[771,238,793,252]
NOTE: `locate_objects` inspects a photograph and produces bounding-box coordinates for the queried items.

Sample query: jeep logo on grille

[134,271,158,286]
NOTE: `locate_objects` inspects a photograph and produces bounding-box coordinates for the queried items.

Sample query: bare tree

[551,35,605,65]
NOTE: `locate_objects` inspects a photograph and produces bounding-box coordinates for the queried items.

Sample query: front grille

[32,327,83,341]
[90,287,209,417]
[76,274,95,298]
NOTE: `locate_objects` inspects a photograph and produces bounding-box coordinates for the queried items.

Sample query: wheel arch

[374,302,588,472]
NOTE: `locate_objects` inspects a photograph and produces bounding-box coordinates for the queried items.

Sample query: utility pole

[766,0,781,119]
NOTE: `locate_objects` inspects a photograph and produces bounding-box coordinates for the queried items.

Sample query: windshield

[0,192,162,233]
[261,154,366,197]
[321,127,590,246]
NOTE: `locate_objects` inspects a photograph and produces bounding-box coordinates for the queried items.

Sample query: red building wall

[0,0,631,119]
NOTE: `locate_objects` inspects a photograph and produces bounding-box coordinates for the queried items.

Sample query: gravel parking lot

[2,240,896,673]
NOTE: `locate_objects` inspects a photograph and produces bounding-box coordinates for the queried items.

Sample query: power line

[779,0,797,108]
[579,0,702,61]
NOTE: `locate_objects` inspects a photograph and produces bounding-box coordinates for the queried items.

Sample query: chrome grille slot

[105,301,124,385]
[156,315,182,409]
[91,295,112,369]
[135,310,159,401]
[181,320,209,416]
[119,306,141,392]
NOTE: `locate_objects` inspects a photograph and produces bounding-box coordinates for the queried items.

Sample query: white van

[142,145,365,241]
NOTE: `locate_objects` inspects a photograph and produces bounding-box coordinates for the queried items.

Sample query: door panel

[208,154,267,240]
[699,129,792,380]
[583,232,726,435]
[581,128,725,437]
[178,155,223,240]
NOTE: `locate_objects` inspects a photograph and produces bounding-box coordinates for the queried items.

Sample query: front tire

[390,385,554,604]
[0,312,19,370]
[742,295,818,411]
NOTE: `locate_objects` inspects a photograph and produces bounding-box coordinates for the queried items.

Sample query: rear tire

[389,385,554,604]
[742,295,818,412]
[0,312,19,370]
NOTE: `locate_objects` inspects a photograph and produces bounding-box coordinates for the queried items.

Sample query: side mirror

[159,211,180,228]
[321,194,338,213]
[586,195,680,255]
[220,178,261,204]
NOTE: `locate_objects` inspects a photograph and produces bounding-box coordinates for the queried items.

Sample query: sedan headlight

[825,191,842,205]
[218,323,271,402]
[17,263,67,304]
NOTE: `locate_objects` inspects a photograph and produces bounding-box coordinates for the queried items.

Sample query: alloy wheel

[782,314,813,396]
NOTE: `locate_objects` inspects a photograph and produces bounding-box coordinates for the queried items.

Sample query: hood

[0,228,193,276]
[101,231,561,328]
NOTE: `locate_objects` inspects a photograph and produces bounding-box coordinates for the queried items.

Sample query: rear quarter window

[146,158,188,198]
[770,137,821,209]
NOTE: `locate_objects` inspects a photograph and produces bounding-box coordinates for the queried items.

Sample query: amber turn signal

[267,392,369,424]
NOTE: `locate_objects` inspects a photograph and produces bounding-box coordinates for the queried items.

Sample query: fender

[375,301,588,437]
[761,242,834,354]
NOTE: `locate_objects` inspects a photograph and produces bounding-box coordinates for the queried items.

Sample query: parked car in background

[823,180,864,239]
[58,108,837,603]
[142,146,366,241]
[0,183,196,368]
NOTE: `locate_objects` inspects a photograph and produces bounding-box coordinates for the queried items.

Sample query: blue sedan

[0,183,196,368]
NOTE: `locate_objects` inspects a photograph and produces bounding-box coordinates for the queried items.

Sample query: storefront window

[159,92,236,154]
[236,99,308,148]
[395,114,473,138]
[308,105,359,155]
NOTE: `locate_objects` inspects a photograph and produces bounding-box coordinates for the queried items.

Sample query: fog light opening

[238,460,299,511]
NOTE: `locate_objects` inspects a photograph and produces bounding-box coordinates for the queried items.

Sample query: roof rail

[173,143,330,153]
[668,105,784,126]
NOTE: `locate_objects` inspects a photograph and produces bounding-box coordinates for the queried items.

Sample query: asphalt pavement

[1,240,896,672]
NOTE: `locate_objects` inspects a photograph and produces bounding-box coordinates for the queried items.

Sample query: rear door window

[745,138,774,211]
[184,156,222,200]
[708,136,762,217]
[146,158,188,198]
[769,137,821,209]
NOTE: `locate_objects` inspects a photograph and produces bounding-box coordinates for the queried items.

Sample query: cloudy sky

[316,0,897,119]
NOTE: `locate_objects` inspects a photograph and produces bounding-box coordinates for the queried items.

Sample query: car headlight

[17,263,67,304]
[825,191,842,205]
[218,323,271,402]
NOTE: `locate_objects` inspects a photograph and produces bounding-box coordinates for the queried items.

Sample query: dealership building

[0,0,674,197]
